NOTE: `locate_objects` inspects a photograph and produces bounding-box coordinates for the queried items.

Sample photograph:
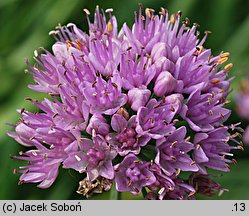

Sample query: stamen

[237,145,244,151]
[75,155,81,162]
[116,107,129,120]
[66,23,75,28]
[170,141,178,148]
[107,21,113,32]
[105,8,113,13]
[75,39,83,51]
[223,100,231,105]
[185,17,190,25]
[158,187,165,195]
[111,82,118,88]
[127,180,132,187]
[159,7,166,16]
[209,110,214,116]
[96,71,100,76]
[34,50,38,57]
[232,159,237,164]
[153,104,161,109]
[211,78,220,84]
[20,108,25,114]
[170,106,175,112]
[163,120,169,125]
[52,113,58,118]
[170,14,176,24]
[104,92,110,95]
[92,129,96,138]
[66,40,73,49]
[188,191,196,197]
[170,156,176,160]
[211,92,215,98]
[196,144,201,150]
[175,168,181,176]
[219,112,224,119]
[224,63,233,71]
[185,136,191,142]
[32,150,38,156]
[221,52,230,58]
[196,46,203,55]
[217,57,228,64]
[83,9,90,15]
[145,8,154,18]
[132,186,139,193]
[18,180,25,185]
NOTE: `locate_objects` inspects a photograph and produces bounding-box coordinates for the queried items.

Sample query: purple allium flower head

[8,5,241,199]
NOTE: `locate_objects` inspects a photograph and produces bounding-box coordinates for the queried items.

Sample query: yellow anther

[66,40,73,49]
[209,110,214,116]
[217,57,228,64]
[145,8,154,18]
[211,78,220,84]
[170,14,176,24]
[175,168,181,176]
[224,63,233,71]
[75,39,83,51]
[107,21,113,32]
[220,52,230,58]
[196,46,203,55]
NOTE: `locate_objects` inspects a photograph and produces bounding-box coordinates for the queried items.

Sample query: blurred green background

[0,0,249,200]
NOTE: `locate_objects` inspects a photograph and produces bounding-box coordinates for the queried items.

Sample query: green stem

[142,188,147,199]
[117,192,122,200]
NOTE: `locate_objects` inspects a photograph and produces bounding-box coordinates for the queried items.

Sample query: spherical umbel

[8,5,241,200]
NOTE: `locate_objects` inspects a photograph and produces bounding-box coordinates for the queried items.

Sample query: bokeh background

[0,0,249,200]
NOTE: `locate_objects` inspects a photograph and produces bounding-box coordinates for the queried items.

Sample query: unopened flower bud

[154,71,177,96]
[8,123,34,147]
[128,88,151,111]
[151,42,166,61]
[86,114,110,136]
